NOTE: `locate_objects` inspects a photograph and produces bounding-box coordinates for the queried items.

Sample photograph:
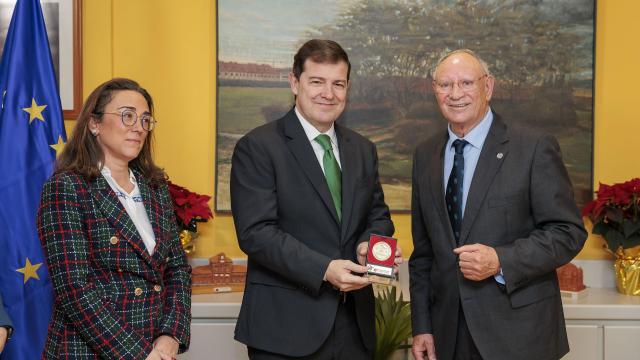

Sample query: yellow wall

[69,0,637,260]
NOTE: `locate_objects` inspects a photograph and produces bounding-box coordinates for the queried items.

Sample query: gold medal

[371,241,392,261]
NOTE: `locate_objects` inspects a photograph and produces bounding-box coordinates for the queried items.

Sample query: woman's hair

[54,78,166,183]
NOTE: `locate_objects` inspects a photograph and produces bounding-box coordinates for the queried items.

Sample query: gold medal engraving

[371,242,392,261]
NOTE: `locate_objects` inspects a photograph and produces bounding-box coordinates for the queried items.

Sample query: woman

[38,78,191,360]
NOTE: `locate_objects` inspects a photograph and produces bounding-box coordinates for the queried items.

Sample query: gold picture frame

[215,0,594,211]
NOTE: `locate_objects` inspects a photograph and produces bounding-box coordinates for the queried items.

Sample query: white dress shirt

[100,166,156,255]
[295,107,342,172]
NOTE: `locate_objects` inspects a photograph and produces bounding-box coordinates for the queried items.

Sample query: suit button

[134,287,143,296]
[154,284,162,292]
[109,236,119,245]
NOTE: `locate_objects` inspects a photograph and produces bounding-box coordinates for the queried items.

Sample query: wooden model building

[556,262,586,292]
[192,252,247,294]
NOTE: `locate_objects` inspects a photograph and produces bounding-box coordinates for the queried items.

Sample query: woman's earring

[91,130,98,136]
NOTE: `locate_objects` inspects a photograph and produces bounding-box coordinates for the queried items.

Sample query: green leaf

[604,228,624,252]
[625,234,640,249]
[607,208,624,223]
[374,286,412,360]
[622,220,640,238]
[592,221,610,236]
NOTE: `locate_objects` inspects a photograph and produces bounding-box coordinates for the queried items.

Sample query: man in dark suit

[409,49,587,360]
[231,39,396,359]
[0,292,12,354]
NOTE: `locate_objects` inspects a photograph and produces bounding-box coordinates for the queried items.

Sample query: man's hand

[394,245,403,271]
[412,333,437,360]
[152,335,179,360]
[356,242,368,266]
[356,242,404,273]
[453,243,500,281]
[324,259,370,292]
[0,327,7,354]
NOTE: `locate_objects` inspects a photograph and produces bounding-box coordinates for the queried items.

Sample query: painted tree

[306,0,590,127]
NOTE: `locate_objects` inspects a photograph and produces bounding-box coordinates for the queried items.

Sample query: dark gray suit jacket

[0,293,12,334]
[409,114,587,360]
[231,109,394,356]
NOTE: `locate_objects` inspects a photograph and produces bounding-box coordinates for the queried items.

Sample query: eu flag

[0,0,66,358]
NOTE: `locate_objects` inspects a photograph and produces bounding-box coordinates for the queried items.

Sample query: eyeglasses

[433,74,488,94]
[95,109,157,131]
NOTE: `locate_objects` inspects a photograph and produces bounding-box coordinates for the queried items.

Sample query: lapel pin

[496,153,504,159]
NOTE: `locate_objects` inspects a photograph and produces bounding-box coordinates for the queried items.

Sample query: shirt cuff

[494,268,505,285]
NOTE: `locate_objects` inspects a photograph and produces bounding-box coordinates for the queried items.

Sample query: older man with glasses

[409,49,586,360]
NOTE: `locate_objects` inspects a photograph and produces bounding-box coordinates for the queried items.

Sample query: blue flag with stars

[0,0,66,358]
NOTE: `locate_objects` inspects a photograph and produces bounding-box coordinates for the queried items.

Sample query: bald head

[431,49,491,81]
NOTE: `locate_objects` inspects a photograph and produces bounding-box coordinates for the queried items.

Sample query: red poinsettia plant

[582,178,640,251]
[168,181,213,232]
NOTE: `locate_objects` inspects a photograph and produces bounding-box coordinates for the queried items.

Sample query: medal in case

[366,234,397,284]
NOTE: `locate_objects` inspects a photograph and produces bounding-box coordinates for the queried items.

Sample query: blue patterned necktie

[446,139,468,243]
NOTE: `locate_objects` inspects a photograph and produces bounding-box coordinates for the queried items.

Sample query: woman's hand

[145,348,173,360]
[153,335,179,359]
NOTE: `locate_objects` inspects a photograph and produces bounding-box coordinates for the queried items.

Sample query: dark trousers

[453,304,483,360]
[248,294,371,360]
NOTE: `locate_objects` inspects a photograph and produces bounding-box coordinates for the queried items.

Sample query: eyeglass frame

[93,108,157,131]
[432,74,489,94]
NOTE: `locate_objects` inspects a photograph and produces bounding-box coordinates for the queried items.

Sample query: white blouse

[100,166,156,255]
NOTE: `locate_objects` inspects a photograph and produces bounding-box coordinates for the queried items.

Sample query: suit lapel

[459,116,509,244]
[136,173,165,261]
[337,124,355,242]
[282,110,341,225]
[89,174,156,269]
[429,131,457,248]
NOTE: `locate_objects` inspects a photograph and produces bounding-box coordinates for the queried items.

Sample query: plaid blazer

[37,170,191,359]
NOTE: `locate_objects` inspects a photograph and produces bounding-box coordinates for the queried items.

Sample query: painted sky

[218,0,593,75]
[218,0,345,67]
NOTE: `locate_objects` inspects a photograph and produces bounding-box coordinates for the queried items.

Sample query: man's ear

[288,72,299,96]
[484,75,495,102]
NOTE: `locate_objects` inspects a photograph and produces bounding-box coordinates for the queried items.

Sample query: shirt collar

[100,165,138,192]
[295,106,338,145]
[446,108,493,150]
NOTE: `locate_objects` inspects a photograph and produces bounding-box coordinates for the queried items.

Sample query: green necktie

[315,134,342,221]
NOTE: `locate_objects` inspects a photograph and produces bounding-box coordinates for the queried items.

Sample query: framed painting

[215,0,594,211]
[0,0,82,119]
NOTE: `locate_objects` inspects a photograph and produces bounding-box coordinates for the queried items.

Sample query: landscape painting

[216,0,594,211]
